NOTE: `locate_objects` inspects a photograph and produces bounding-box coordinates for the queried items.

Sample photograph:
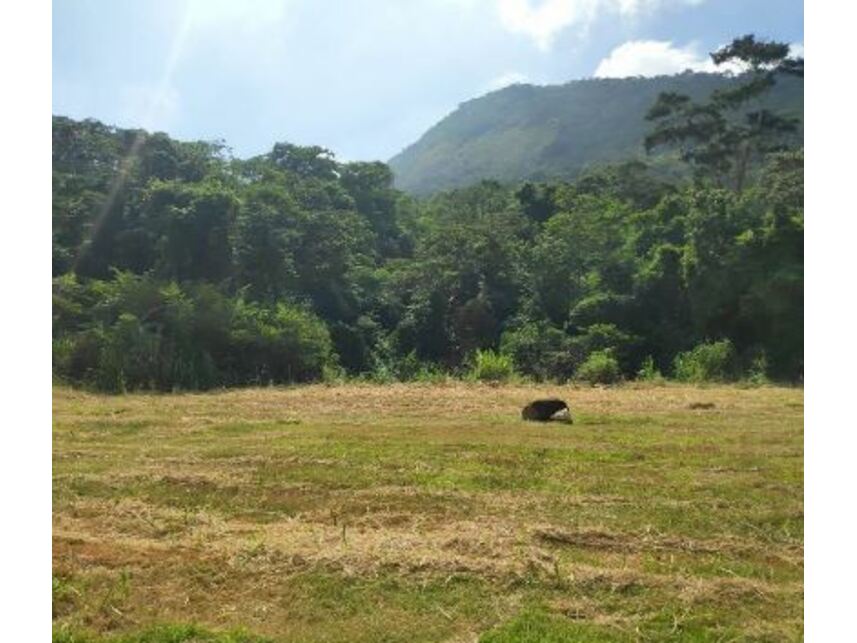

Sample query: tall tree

[645,35,803,192]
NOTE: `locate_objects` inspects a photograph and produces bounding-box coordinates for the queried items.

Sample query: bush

[228,300,335,385]
[500,322,581,381]
[393,352,448,383]
[568,323,638,374]
[52,337,76,377]
[52,274,337,392]
[636,355,665,382]
[411,365,450,383]
[321,363,347,384]
[673,339,737,382]
[55,328,108,384]
[362,362,395,384]
[391,350,422,381]
[97,313,161,392]
[575,350,621,385]
[745,348,769,385]
[468,349,516,382]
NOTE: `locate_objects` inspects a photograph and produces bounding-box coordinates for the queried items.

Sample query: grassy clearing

[53,382,803,642]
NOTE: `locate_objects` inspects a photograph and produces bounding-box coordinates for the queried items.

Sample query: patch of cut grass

[53,383,803,641]
[52,623,272,643]
[479,607,621,642]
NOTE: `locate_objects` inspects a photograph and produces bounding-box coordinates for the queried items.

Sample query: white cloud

[790,41,804,58]
[594,40,708,77]
[498,0,597,51]
[484,71,530,91]
[593,39,749,78]
[496,0,706,51]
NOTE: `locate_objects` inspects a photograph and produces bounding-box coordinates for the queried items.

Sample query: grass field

[52,382,803,642]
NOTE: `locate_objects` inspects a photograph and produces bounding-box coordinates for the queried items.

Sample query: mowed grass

[53,382,803,642]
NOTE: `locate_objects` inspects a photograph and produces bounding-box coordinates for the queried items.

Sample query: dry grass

[53,382,803,642]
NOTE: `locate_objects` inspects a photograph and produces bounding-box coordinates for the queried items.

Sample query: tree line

[52,35,803,391]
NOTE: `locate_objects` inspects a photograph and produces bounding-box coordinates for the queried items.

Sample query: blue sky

[52,0,803,162]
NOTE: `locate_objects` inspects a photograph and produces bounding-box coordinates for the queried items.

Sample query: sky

[52,0,803,162]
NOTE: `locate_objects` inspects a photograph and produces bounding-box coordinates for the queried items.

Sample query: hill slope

[389,72,803,195]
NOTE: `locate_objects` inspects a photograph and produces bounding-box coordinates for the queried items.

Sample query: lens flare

[71,2,195,272]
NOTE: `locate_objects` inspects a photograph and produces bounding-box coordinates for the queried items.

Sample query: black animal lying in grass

[521,398,572,422]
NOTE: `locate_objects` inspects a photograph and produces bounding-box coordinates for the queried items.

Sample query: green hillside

[389,71,803,195]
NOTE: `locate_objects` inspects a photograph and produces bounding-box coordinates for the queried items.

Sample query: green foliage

[500,322,580,382]
[575,349,622,385]
[645,36,803,192]
[637,355,665,382]
[569,324,637,368]
[745,349,770,385]
[468,349,516,383]
[389,355,449,383]
[269,142,338,180]
[673,340,738,382]
[145,179,239,282]
[52,52,803,392]
[233,184,301,301]
[228,300,335,385]
[52,336,77,378]
[52,274,334,392]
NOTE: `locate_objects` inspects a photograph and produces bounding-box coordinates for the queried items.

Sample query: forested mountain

[389,71,803,195]
[52,38,804,391]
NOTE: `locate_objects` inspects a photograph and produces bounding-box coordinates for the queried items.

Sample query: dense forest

[52,36,803,392]
[390,70,803,195]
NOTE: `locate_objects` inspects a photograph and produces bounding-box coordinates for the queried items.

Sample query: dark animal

[522,398,571,422]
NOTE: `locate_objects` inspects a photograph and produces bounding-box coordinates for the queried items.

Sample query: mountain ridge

[389,71,803,195]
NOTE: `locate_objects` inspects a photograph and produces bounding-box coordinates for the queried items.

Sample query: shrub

[56,328,108,385]
[52,274,338,392]
[468,349,516,382]
[228,300,335,385]
[321,363,347,384]
[575,350,621,385]
[636,355,665,382]
[52,337,76,377]
[391,350,422,381]
[393,351,448,383]
[568,323,638,374]
[329,317,379,374]
[362,362,395,384]
[745,349,769,385]
[412,365,450,383]
[97,313,161,392]
[673,339,737,382]
[500,322,581,381]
